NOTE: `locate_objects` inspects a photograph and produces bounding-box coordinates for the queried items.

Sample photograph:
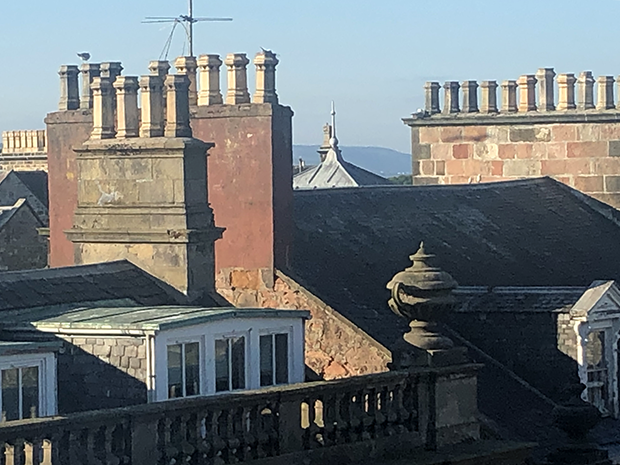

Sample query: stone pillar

[442,81,460,114]
[253,50,279,104]
[149,60,170,79]
[461,81,479,113]
[174,56,198,106]
[90,77,115,140]
[480,81,498,113]
[58,65,80,111]
[501,80,518,113]
[165,75,192,138]
[99,62,123,82]
[536,68,555,111]
[597,76,615,110]
[197,54,223,106]
[1,132,7,154]
[577,71,596,111]
[139,76,165,138]
[224,53,251,105]
[149,60,170,111]
[557,73,577,111]
[80,63,101,110]
[113,76,139,138]
[424,82,441,115]
[517,75,537,112]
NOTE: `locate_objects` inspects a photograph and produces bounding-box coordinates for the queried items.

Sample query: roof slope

[10,171,48,208]
[291,177,620,347]
[293,146,389,189]
[0,260,199,311]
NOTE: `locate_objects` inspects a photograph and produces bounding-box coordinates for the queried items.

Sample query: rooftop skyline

[1,0,619,153]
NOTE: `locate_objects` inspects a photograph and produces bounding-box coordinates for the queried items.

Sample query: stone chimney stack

[197,54,224,106]
[58,65,80,111]
[80,63,101,110]
[90,77,115,139]
[165,75,192,138]
[225,53,251,104]
[113,76,140,138]
[253,50,279,104]
[67,68,223,301]
[174,56,198,106]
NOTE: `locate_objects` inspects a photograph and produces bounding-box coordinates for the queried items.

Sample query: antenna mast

[143,1,233,58]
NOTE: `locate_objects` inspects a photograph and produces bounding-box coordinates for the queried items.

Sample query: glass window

[260,333,289,387]
[1,366,39,422]
[215,336,245,392]
[167,342,200,399]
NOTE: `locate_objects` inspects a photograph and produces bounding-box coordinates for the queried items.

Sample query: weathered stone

[536,68,555,111]
[557,74,577,111]
[164,74,192,138]
[58,65,80,111]
[577,71,596,110]
[197,54,223,106]
[113,76,140,138]
[80,63,101,110]
[90,77,115,139]
[461,81,479,113]
[480,81,498,113]
[174,56,198,106]
[443,82,460,114]
[597,76,615,110]
[510,128,536,142]
[139,76,165,138]
[517,75,537,112]
[501,80,518,113]
[424,82,441,114]
[224,53,251,104]
[412,144,431,160]
[609,141,620,157]
[253,50,279,104]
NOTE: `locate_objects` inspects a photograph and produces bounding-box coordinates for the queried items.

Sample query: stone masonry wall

[406,68,620,208]
[57,336,147,414]
[557,312,578,361]
[217,269,391,379]
[411,121,620,207]
[0,155,47,172]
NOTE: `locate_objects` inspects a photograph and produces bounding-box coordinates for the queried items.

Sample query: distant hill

[293,145,411,177]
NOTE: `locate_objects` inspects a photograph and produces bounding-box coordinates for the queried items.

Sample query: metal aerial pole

[188,0,194,57]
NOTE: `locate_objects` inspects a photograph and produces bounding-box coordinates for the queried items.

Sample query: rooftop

[0,306,310,332]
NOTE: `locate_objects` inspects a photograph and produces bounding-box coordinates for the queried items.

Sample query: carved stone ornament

[386,242,458,352]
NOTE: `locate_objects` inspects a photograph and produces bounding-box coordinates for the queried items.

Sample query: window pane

[260,335,274,387]
[184,343,200,396]
[1,369,19,421]
[231,337,245,390]
[275,334,289,384]
[21,367,38,419]
[167,345,183,399]
[215,339,230,392]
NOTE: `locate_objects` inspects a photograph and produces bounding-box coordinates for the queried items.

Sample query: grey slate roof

[293,146,389,189]
[453,287,586,314]
[291,177,620,347]
[0,260,203,311]
[1,306,310,332]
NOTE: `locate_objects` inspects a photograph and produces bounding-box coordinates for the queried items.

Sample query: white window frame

[213,332,249,393]
[165,339,203,399]
[258,327,293,387]
[0,353,56,421]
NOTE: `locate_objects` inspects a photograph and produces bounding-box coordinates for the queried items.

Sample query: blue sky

[1,0,620,153]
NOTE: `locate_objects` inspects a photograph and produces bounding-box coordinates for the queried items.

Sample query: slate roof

[293,146,389,189]
[0,260,205,311]
[11,171,48,208]
[0,199,42,230]
[1,306,310,332]
[453,287,586,314]
[291,177,620,348]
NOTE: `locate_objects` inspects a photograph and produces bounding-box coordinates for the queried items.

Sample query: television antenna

[143,0,233,58]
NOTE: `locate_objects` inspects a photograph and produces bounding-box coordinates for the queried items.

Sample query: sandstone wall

[57,336,147,413]
[217,269,391,379]
[412,120,620,207]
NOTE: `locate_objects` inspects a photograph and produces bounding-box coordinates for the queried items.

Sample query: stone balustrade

[1,130,46,154]
[419,67,620,118]
[0,365,480,465]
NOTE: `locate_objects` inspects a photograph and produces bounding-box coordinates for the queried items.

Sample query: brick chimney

[192,51,293,294]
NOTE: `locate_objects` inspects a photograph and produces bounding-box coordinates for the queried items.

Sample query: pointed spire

[329,101,339,150]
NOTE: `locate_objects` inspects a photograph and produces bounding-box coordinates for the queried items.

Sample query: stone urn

[386,242,458,354]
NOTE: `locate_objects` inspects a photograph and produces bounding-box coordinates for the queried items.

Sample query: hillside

[293,145,411,177]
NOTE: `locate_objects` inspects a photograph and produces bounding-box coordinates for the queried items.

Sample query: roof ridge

[0,260,137,282]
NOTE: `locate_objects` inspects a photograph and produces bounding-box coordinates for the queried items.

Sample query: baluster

[23,440,34,465]
[332,392,347,445]
[68,430,88,465]
[322,394,338,446]
[162,417,179,464]
[178,413,196,461]
[374,386,388,437]
[196,412,212,461]
[361,389,375,440]
[4,442,15,465]
[40,439,52,465]
[103,425,120,465]
[86,427,103,465]
[225,408,240,463]
[349,390,364,442]
[211,410,226,465]
[240,406,255,461]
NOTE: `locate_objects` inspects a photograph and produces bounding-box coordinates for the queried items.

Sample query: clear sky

[1,0,620,153]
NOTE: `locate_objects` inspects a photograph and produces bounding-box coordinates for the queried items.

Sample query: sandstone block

[574,176,604,193]
[420,160,434,175]
[516,145,533,160]
[546,143,566,159]
[440,127,463,143]
[436,160,446,175]
[419,127,440,144]
[510,128,536,142]
[453,144,473,159]
[431,144,453,160]
[609,141,620,157]
[129,358,141,369]
[503,160,541,177]
[567,141,607,158]
[491,161,503,176]
[498,144,516,159]
[577,124,601,142]
[412,161,420,176]
[412,144,431,160]
[412,177,439,185]
[551,125,577,142]
[445,160,465,175]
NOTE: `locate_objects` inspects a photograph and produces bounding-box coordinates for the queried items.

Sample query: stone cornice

[403,111,620,127]
[65,227,224,244]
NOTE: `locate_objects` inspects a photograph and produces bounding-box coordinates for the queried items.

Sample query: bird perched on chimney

[260,47,274,55]
[77,52,91,62]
